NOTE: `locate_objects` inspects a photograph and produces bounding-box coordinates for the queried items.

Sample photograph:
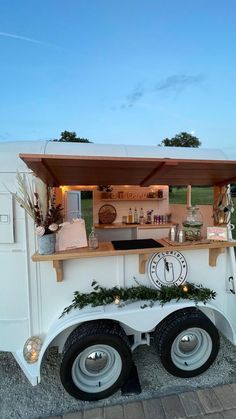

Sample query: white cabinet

[137,227,170,240]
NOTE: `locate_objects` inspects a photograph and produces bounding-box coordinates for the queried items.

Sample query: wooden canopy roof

[20,153,236,187]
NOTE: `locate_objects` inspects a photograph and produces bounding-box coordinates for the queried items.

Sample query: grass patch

[170,186,213,205]
[81,198,93,236]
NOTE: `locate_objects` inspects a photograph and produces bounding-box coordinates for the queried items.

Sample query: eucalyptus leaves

[60,280,216,317]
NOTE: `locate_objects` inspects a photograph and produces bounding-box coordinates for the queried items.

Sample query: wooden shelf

[100,198,166,201]
[32,240,236,282]
[94,223,175,229]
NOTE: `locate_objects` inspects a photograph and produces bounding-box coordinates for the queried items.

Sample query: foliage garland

[60,281,216,318]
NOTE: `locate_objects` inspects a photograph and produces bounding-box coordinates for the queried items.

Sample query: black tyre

[154,308,220,378]
[60,321,132,401]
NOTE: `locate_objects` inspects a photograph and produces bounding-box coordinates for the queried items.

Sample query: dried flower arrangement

[98,185,113,192]
[11,172,64,236]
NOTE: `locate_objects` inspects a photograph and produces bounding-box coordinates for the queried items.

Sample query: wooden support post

[187,185,192,207]
[53,260,63,282]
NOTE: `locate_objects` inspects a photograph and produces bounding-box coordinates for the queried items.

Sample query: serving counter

[32,239,236,282]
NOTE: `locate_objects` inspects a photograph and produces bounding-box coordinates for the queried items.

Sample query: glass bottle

[128,208,133,223]
[89,227,99,249]
[146,210,153,224]
[139,208,145,224]
[134,208,139,224]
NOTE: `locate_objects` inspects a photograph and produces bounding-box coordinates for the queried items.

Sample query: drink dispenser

[183,206,203,241]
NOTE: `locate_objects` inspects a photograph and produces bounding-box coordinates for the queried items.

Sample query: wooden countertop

[32,239,236,262]
[94,223,175,229]
[32,239,236,282]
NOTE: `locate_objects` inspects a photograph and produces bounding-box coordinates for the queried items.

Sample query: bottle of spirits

[88,227,99,249]
[134,208,139,224]
[128,208,133,223]
[139,208,145,224]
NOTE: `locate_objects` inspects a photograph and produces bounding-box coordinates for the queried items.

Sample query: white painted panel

[0,252,29,319]
[0,193,14,243]
[96,228,136,241]
[137,228,170,240]
[0,319,29,351]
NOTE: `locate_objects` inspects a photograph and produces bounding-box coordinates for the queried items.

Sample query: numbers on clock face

[148,251,188,289]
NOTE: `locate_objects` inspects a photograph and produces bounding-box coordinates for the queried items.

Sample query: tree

[54,130,92,143]
[159,132,201,148]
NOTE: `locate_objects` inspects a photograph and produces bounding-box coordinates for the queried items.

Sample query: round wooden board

[98,204,117,224]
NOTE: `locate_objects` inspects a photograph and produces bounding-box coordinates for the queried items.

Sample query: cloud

[115,73,205,110]
[120,83,146,109]
[0,131,11,140]
[155,74,205,93]
[0,31,55,47]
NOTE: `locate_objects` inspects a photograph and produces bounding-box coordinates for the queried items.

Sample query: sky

[0,0,236,148]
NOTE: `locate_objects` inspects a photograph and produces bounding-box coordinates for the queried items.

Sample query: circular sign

[148,251,188,289]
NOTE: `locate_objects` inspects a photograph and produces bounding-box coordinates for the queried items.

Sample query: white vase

[38,234,56,255]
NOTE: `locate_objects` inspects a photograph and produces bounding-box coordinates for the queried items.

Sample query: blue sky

[0,0,236,147]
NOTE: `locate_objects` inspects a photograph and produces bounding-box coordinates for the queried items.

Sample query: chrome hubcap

[72,344,122,393]
[171,327,212,371]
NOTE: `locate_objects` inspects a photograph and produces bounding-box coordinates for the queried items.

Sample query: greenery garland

[60,281,216,318]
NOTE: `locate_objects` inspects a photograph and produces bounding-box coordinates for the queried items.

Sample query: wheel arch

[35,303,236,382]
[155,306,236,344]
[199,306,236,343]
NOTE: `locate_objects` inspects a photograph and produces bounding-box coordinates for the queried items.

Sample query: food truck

[1,140,236,401]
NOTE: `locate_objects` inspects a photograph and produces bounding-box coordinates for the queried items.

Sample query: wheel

[154,308,220,378]
[60,321,132,401]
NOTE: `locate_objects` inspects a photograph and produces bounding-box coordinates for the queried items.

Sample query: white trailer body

[1,141,236,401]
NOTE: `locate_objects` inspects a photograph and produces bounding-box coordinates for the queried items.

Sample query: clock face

[148,251,188,289]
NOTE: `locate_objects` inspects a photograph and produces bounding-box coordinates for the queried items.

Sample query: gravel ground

[1,335,236,419]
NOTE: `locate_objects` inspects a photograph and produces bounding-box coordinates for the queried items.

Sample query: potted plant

[11,172,63,254]
[98,185,113,199]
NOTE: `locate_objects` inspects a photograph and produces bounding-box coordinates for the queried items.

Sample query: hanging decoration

[213,186,234,225]
[60,280,216,317]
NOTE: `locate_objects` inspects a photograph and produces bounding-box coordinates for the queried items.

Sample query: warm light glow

[23,336,42,364]
[114,296,121,305]
[60,185,97,191]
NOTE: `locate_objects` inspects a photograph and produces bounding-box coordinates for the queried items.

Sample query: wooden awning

[20,153,236,187]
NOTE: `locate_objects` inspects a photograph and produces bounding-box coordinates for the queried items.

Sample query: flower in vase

[48,223,59,232]
[36,226,46,236]
[11,172,64,236]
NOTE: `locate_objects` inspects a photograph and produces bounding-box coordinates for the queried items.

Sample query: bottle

[89,227,99,249]
[139,208,145,224]
[177,228,185,243]
[134,208,139,224]
[147,210,153,224]
[169,226,176,242]
[128,208,133,223]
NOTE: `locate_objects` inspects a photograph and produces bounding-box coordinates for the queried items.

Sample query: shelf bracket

[209,248,225,267]
[53,260,63,282]
[139,253,150,274]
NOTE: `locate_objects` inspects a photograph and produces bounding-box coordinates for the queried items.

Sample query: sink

[111,239,164,251]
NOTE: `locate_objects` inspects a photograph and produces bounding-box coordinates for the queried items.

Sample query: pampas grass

[11,172,63,234]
